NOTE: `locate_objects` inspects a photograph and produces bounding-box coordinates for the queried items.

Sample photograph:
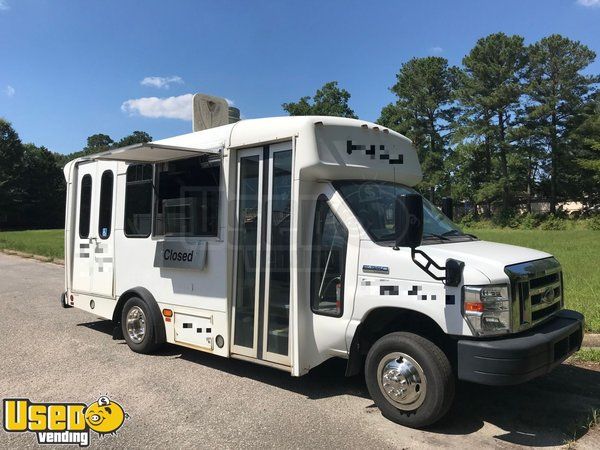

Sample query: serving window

[153,155,221,237]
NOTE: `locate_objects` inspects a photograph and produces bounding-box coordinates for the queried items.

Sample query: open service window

[153,155,221,237]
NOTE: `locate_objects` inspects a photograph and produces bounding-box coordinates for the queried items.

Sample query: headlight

[463,285,511,336]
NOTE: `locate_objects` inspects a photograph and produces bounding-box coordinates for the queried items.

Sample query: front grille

[505,258,563,332]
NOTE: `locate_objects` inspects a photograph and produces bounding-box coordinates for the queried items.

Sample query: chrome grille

[505,258,563,332]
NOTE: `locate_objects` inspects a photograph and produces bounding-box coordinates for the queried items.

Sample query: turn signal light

[162,309,173,318]
[465,302,484,313]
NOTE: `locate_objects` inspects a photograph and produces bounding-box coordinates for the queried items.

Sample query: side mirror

[395,194,423,249]
[442,197,453,220]
[445,258,464,287]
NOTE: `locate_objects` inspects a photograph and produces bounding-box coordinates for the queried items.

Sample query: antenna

[192,94,239,132]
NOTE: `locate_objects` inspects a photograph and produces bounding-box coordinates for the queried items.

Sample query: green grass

[0,229,64,260]
[466,229,600,333]
[571,348,600,364]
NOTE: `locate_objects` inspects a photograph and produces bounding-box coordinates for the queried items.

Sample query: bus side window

[124,164,153,238]
[98,170,114,239]
[310,195,348,317]
[79,174,92,239]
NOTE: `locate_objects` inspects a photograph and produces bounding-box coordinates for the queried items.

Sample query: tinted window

[154,155,220,237]
[334,180,463,243]
[124,164,153,237]
[98,170,114,239]
[78,174,92,239]
[310,196,348,317]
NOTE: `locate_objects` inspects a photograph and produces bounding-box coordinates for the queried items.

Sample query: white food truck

[62,94,584,428]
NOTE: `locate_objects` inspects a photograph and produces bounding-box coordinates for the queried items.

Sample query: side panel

[112,156,231,358]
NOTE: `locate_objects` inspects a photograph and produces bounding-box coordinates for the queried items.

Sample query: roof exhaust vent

[192,93,239,132]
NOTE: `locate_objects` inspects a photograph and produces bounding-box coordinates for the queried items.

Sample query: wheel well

[112,287,166,345]
[345,307,457,377]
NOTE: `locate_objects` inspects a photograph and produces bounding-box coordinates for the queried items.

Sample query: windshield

[334,181,466,244]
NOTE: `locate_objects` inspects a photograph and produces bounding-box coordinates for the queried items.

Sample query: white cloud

[4,85,15,97]
[121,94,193,120]
[577,0,600,6]
[0,1,9,11]
[430,46,444,54]
[140,76,184,89]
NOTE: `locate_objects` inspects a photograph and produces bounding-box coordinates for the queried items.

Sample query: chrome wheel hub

[126,306,146,343]
[377,352,427,410]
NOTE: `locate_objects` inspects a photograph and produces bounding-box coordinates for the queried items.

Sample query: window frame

[310,194,348,318]
[124,163,154,239]
[78,174,92,239]
[98,170,114,240]
[152,155,221,239]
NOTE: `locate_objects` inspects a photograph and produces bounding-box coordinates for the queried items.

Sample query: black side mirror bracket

[394,193,464,286]
[410,250,464,287]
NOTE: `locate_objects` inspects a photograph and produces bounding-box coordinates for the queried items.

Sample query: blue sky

[1,0,599,154]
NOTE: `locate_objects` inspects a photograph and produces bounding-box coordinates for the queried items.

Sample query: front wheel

[365,332,455,428]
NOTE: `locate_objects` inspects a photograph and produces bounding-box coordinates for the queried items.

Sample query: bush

[457,211,476,228]
[588,215,600,231]
[519,213,543,230]
[492,209,518,228]
[539,214,567,230]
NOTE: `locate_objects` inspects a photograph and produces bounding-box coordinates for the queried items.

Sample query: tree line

[1,32,598,230]
[283,33,599,223]
[0,121,151,229]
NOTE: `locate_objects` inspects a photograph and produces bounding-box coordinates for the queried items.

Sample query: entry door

[231,143,293,365]
[72,161,117,297]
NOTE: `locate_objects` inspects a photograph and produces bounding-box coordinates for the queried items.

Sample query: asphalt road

[0,252,599,449]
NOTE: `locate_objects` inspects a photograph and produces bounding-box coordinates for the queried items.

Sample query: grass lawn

[570,347,600,364]
[0,228,598,331]
[466,229,599,333]
[0,229,64,260]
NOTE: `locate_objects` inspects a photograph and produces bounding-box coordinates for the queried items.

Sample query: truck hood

[421,240,552,284]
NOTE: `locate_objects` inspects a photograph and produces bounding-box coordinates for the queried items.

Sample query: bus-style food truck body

[62,105,584,428]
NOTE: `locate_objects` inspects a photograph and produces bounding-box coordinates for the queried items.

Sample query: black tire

[121,297,161,354]
[365,332,455,428]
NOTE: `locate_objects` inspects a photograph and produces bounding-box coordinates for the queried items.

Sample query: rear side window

[310,195,348,317]
[98,170,114,239]
[78,174,92,239]
[124,164,153,237]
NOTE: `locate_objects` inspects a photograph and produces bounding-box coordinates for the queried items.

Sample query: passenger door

[231,143,293,366]
[71,161,117,297]
[309,192,358,354]
[72,163,96,294]
[91,161,117,297]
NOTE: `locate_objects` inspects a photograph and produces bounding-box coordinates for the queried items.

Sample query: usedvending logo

[3,396,127,447]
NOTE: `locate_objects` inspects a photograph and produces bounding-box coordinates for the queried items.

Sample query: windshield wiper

[441,230,478,240]
[422,233,450,241]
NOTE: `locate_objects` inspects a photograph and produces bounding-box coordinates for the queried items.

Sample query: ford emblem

[543,287,555,304]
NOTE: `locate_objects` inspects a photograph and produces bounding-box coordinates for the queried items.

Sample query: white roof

[70,116,421,186]
[87,116,411,161]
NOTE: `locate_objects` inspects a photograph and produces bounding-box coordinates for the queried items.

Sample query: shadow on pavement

[79,319,600,447]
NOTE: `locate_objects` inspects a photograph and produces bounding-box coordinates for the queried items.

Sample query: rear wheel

[121,297,161,354]
[365,332,454,428]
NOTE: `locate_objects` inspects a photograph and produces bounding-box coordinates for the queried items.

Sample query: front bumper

[457,309,584,385]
